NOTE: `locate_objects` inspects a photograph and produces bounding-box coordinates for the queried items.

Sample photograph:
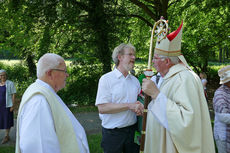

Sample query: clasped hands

[10,106,14,112]
[129,79,160,116]
[130,101,144,116]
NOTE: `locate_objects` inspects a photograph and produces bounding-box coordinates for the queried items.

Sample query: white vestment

[144,64,215,153]
[16,79,89,153]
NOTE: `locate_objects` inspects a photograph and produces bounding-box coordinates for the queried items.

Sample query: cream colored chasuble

[16,81,81,153]
[144,64,215,153]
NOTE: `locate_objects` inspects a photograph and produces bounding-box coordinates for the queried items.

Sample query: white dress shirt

[19,79,89,153]
[95,68,141,129]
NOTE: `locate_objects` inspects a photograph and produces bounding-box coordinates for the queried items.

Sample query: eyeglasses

[123,53,136,57]
[51,69,68,74]
[152,57,165,61]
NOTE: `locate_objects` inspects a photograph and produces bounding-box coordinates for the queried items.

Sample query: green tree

[127,0,230,73]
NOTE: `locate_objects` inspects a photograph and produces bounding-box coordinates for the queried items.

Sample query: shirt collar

[36,79,56,94]
[114,68,131,79]
[156,72,162,77]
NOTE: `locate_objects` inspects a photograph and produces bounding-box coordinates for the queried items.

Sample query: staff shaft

[139,79,151,152]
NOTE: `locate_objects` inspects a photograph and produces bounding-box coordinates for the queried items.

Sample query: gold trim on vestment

[155,48,181,56]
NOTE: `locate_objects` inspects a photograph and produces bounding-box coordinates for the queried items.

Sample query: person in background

[95,43,144,153]
[151,72,163,88]
[199,72,208,100]
[213,65,230,153]
[0,69,16,144]
[16,53,89,153]
[130,69,136,77]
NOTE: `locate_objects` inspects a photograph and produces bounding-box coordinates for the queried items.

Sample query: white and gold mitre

[154,20,183,57]
[153,19,191,69]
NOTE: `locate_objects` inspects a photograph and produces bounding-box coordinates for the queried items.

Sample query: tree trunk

[223,48,225,63]
[26,54,36,76]
[219,48,222,63]
[225,46,229,59]
[88,0,111,74]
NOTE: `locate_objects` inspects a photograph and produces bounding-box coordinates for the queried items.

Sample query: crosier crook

[139,18,168,153]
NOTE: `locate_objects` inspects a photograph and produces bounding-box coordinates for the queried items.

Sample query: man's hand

[10,106,14,112]
[142,79,160,99]
[129,101,144,116]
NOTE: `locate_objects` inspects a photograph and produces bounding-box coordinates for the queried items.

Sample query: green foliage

[0,61,35,98]
[1,0,230,106]
[58,60,103,106]
[1,0,134,74]
[207,66,219,80]
[1,0,230,75]
[14,77,36,100]
[0,64,28,81]
[0,50,17,59]
[207,62,230,81]
[126,0,230,72]
[1,60,229,107]
[167,0,230,72]
[0,62,35,99]
[0,61,102,106]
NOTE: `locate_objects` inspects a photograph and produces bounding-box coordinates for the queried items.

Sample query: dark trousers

[101,123,139,153]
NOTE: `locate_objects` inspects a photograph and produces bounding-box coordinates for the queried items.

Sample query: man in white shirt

[16,53,89,153]
[95,43,144,153]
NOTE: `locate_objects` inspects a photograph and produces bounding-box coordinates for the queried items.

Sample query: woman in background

[0,69,16,144]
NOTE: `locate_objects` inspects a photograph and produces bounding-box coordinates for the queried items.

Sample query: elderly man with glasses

[142,19,215,153]
[16,53,89,153]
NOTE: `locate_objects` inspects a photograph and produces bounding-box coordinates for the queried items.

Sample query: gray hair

[0,69,6,74]
[112,43,136,67]
[158,55,180,65]
[37,53,64,78]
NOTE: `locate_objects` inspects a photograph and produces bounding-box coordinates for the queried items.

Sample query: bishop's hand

[142,78,160,99]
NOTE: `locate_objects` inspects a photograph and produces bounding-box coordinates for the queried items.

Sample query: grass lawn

[0,146,15,153]
[88,134,103,153]
[0,134,102,153]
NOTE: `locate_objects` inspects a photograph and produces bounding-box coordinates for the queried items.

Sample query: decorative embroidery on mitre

[154,21,183,57]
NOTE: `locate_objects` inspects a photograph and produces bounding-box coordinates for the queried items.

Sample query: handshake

[129,101,144,116]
